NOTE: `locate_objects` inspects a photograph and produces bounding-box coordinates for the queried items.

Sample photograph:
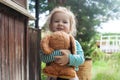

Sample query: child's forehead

[52,12,70,19]
[53,10,69,15]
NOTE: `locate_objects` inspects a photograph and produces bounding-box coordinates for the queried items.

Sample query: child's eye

[63,21,68,24]
[54,20,59,23]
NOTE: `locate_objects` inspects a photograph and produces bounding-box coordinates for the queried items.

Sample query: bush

[91,47,105,62]
[41,62,47,80]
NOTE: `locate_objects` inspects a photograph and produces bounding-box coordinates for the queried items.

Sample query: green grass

[92,53,120,80]
[92,60,109,78]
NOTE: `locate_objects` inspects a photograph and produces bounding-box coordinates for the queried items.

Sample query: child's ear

[69,35,76,54]
[40,35,54,54]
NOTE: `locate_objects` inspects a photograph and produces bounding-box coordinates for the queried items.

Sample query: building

[97,34,120,53]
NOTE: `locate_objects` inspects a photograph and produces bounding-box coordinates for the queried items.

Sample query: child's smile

[50,12,70,33]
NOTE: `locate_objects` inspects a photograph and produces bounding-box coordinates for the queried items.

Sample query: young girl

[41,6,85,80]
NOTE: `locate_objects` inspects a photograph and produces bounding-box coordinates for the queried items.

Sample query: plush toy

[40,31,76,79]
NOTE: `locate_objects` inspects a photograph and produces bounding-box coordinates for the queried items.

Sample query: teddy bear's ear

[40,35,54,54]
[69,35,76,54]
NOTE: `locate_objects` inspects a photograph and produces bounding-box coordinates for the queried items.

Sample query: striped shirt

[40,40,85,71]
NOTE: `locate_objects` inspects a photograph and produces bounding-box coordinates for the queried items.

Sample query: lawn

[92,53,120,80]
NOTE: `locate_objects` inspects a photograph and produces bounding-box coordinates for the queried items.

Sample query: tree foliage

[29,0,120,58]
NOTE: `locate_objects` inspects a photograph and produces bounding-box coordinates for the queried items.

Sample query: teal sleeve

[68,40,85,71]
[41,50,62,63]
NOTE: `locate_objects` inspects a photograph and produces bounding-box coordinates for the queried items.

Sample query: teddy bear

[40,31,76,79]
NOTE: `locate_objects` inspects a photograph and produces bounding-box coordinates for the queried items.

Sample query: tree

[64,0,120,58]
[29,0,120,59]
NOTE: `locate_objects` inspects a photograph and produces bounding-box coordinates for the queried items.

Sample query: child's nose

[58,22,63,26]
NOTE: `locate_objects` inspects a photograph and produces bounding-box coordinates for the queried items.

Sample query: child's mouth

[57,28,63,31]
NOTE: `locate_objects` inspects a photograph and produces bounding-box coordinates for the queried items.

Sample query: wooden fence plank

[1,11,6,80]
[28,29,36,80]
[14,16,18,80]
[18,16,22,80]
[9,14,15,80]
[0,13,2,80]
[19,17,25,80]
[0,11,12,80]
[28,28,41,80]
[15,17,21,80]
[4,12,10,80]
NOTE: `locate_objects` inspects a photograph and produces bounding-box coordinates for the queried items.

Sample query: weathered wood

[0,5,28,80]
[0,2,41,80]
[1,11,6,80]
[27,28,41,80]
[0,11,2,80]
[11,0,27,8]
[0,12,3,80]
[9,13,15,80]
[4,12,10,80]
[0,1,35,20]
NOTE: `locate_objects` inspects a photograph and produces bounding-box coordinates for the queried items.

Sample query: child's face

[50,12,71,33]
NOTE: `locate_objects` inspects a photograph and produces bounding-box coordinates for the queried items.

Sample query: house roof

[0,0,35,20]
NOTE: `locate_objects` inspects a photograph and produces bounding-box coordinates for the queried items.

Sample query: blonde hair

[46,6,77,36]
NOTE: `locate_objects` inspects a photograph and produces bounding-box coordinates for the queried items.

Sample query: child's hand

[54,50,70,66]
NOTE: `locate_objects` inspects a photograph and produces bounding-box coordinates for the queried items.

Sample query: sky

[97,20,120,33]
[39,12,48,29]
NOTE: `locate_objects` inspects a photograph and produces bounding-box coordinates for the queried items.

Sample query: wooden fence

[27,28,41,80]
[0,6,27,80]
[0,27,41,80]
[0,4,41,80]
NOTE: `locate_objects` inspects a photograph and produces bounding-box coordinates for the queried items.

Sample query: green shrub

[91,47,105,62]
[41,62,47,80]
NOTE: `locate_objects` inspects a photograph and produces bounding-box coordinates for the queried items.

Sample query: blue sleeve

[40,50,62,63]
[68,40,85,68]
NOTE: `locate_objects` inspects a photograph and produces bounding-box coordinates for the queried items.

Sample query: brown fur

[40,31,76,79]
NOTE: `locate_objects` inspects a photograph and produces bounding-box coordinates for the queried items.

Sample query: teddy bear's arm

[40,36,54,54]
[69,35,76,54]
